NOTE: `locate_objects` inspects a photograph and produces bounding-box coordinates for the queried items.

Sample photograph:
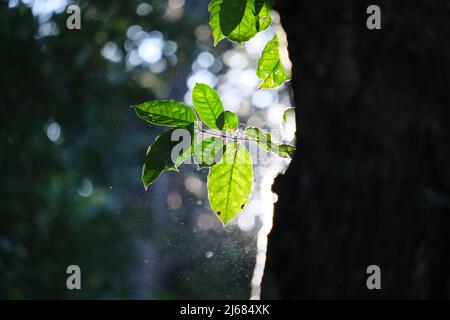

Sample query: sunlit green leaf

[209,0,272,46]
[216,110,238,131]
[208,0,225,46]
[207,143,253,224]
[192,83,224,131]
[132,100,197,127]
[277,144,295,158]
[255,0,272,31]
[256,34,289,88]
[244,127,295,158]
[142,127,194,189]
[282,107,295,123]
[194,136,226,168]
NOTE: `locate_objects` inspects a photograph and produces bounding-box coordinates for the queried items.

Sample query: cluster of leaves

[133,84,294,224]
[133,0,294,224]
[209,0,290,88]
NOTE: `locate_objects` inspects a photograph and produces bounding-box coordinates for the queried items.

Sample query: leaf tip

[212,36,224,47]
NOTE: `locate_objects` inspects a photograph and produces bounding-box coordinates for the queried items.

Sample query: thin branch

[195,125,258,143]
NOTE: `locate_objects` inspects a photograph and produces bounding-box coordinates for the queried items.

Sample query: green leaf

[142,127,194,189]
[256,34,289,89]
[244,127,295,158]
[194,136,226,168]
[208,0,226,46]
[277,144,296,158]
[192,83,224,131]
[255,0,272,31]
[132,100,197,127]
[209,0,271,46]
[207,143,253,224]
[216,110,238,131]
[282,107,295,123]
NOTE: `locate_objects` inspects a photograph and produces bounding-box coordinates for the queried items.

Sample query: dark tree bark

[262,0,450,299]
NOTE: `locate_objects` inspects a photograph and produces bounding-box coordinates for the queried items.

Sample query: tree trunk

[262,0,450,299]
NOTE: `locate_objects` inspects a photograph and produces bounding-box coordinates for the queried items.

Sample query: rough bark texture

[262,0,450,299]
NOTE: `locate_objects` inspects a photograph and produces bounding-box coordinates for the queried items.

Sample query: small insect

[241,204,245,209]
[216,211,221,215]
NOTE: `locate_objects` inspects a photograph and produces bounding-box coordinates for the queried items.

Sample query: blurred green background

[0,0,264,299]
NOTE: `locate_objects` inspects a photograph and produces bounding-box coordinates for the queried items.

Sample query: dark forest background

[2,0,450,300]
[0,0,257,299]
